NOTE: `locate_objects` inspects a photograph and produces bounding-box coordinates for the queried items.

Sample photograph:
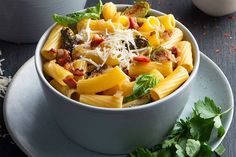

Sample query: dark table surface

[0,0,235,156]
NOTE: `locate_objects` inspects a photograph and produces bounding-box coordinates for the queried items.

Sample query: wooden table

[0,0,235,156]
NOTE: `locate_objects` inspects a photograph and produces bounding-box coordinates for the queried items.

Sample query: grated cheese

[78,27,149,69]
[0,50,11,98]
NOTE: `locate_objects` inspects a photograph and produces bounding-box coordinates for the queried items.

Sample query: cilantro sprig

[130,97,231,157]
[52,0,103,26]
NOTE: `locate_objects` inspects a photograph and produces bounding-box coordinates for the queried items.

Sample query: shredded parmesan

[0,50,11,98]
[78,28,149,69]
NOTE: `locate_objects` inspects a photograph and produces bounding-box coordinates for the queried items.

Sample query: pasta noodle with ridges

[80,94,123,108]
[150,66,189,100]
[175,41,193,73]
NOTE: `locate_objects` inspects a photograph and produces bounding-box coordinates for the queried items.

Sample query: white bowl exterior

[35,6,200,154]
[0,0,86,43]
[192,0,236,16]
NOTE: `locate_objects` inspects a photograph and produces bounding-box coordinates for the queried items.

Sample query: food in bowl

[41,0,193,108]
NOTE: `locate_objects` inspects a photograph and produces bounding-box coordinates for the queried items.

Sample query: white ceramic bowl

[35,5,200,155]
[192,0,236,16]
[0,0,86,43]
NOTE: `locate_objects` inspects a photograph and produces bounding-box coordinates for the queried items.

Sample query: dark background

[0,0,235,156]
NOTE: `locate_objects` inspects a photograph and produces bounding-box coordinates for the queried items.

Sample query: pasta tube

[150,66,189,100]
[102,2,117,21]
[103,80,134,96]
[149,69,164,80]
[43,60,73,86]
[148,31,160,47]
[41,24,63,60]
[176,41,193,73]
[129,61,173,77]
[158,14,176,30]
[77,66,127,94]
[138,16,160,32]
[80,94,123,108]
[161,28,183,49]
[50,79,78,99]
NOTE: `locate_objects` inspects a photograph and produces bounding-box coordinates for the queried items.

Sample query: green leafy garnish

[129,97,231,157]
[124,74,158,102]
[52,0,103,26]
[215,144,225,156]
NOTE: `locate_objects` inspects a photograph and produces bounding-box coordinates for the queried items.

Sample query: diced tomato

[63,77,77,89]
[129,17,139,29]
[133,56,150,63]
[90,34,104,48]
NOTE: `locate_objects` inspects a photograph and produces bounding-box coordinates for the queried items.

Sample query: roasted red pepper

[133,56,150,63]
[129,17,139,29]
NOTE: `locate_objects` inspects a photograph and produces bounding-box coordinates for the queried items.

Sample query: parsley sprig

[130,97,231,157]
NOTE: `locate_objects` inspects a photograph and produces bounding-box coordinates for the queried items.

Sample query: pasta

[43,60,73,86]
[138,16,160,32]
[102,2,117,21]
[50,79,78,99]
[41,1,194,108]
[175,41,193,72]
[129,61,173,77]
[150,66,189,100]
[80,94,123,108]
[41,24,63,60]
[157,14,175,30]
[77,66,127,94]
[161,28,184,49]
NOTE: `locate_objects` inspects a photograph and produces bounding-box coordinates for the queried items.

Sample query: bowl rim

[35,4,200,113]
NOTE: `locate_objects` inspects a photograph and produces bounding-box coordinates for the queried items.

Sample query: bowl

[35,5,200,155]
[192,0,236,16]
[0,0,86,43]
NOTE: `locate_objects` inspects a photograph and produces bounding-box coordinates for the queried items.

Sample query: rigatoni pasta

[41,0,194,108]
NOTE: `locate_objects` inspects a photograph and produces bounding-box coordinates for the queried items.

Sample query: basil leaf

[87,0,103,15]
[124,74,158,102]
[52,14,77,25]
[52,0,102,26]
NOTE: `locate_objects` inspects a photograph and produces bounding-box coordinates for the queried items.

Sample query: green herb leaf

[214,116,225,137]
[175,144,185,157]
[52,14,78,25]
[124,74,158,102]
[129,97,230,157]
[185,139,201,157]
[52,0,103,26]
[194,97,221,119]
[215,144,225,156]
[197,143,213,157]
[190,116,214,142]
